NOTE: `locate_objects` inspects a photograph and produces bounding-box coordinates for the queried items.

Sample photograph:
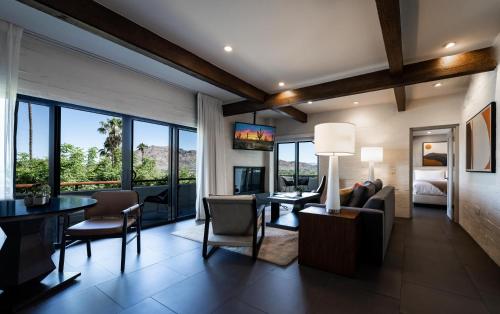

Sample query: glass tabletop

[0,196,97,221]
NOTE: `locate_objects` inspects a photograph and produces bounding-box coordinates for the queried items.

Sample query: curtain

[195,93,227,220]
[0,20,23,200]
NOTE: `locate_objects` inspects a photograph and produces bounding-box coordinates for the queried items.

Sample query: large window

[132,121,171,225]
[177,129,197,217]
[15,102,50,196]
[14,95,197,228]
[276,140,318,192]
[60,108,122,192]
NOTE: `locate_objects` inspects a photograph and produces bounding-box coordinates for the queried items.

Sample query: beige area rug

[172,224,298,266]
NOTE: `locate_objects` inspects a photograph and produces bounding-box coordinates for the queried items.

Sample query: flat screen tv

[233,122,275,151]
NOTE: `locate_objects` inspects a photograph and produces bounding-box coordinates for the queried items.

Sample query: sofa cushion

[340,187,353,206]
[347,185,370,207]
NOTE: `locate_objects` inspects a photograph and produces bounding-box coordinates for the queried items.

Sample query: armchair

[202,195,265,259]
[58,190,143,273]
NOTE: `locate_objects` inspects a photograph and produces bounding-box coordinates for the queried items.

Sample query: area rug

[171,224,298,266]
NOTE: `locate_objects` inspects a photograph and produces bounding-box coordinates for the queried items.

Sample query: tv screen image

[233,122,275,151]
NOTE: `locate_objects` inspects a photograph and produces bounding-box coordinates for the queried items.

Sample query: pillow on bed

[414,169,446,181]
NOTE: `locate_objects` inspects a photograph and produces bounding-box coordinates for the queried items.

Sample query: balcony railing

[16,177,196,191]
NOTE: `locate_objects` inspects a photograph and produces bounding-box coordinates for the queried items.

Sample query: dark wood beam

[273,107,308,123]
[19,0,309,122]
[223,47,496,115]
[394,86,406,112]
[375,0,406,111]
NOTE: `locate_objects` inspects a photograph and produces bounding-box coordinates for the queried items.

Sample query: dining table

[0,196,97,312]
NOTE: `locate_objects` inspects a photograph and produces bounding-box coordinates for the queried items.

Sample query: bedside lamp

[314,123,356,214]
[361,147,383,182]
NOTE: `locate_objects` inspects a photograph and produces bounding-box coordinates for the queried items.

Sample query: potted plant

[24,183,51,207]
[295,186,303,197]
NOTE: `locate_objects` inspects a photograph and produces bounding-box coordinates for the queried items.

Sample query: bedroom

[410,127,457,219]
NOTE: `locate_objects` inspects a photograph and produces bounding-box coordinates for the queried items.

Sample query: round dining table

[0,196,97,312]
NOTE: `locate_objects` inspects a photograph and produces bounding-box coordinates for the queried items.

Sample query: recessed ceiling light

[223,45,233,52]
[307,101,313,104]
[278,82,285,87]
[433,82,442,87]
[444,42,456,49]
[427,131,432,134]
[353,101,359,105]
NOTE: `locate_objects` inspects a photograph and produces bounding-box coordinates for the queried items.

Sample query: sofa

[305,180,395,265]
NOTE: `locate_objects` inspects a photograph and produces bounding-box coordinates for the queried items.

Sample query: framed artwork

[466,102,496,173]
[422,142,448,166]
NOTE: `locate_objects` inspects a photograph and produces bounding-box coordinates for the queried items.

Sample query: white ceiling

[1,0,499,112]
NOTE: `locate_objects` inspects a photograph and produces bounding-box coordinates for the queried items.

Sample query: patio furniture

[202,195,265,259]
[58,190,143,273]
[144,188,169,212]
[279,176,295,192]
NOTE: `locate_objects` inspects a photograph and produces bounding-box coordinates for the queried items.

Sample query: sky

[16,102,197,157]
[279,141,318,164]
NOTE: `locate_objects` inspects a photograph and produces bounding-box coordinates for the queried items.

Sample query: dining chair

[58,190,143,273]
[202,195,265,259]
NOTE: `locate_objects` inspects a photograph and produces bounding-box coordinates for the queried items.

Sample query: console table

[298,206,360,276]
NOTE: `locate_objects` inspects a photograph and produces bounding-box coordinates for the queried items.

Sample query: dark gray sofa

[305,185,395,265]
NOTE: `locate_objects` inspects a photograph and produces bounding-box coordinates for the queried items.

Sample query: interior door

[446,129,454,220]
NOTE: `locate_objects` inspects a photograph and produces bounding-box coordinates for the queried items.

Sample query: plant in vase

[25,183,51,207]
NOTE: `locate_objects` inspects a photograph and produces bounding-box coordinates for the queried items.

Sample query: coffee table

[266,192,320,231]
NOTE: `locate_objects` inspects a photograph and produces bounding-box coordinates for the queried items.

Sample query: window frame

[14,94,197,221]
[275,139,319,191]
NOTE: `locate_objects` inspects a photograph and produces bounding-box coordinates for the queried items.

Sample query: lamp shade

[314,123,355,156]
[361,147,383,162]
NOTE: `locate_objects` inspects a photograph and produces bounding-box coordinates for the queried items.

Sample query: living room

[0,0,499,313]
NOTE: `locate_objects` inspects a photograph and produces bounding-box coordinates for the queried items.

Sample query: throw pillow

[339,187,353,206]
[347,185,370,207]
[373,179,383,192]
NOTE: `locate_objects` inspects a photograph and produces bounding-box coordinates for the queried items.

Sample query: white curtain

[195,93,227,220]
[0,20,23,200]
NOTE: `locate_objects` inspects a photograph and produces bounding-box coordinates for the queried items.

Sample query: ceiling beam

[223,47,496,115]
[19,0,308,122]
[273,107,308,123]
[375,0,406,111]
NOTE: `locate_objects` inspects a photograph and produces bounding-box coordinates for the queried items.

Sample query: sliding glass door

[177,129,197,218]
[276,140,318,192]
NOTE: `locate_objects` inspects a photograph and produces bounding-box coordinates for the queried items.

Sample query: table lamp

[314,123,355,214]
[361,147,383,182]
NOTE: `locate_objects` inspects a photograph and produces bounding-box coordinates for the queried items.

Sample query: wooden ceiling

[20,0,498,122]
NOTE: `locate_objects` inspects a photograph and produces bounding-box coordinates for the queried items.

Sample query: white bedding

[413,179,447,196]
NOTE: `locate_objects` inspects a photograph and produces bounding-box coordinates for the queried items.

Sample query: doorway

[409,124,459,221]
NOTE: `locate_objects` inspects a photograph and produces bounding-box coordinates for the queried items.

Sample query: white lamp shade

[314,123,355,156]
[361,147,383,162]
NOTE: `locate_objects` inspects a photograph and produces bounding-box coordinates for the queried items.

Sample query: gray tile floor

[23,206,500,314]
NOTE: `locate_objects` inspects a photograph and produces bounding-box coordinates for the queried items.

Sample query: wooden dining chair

[58,190,143,273]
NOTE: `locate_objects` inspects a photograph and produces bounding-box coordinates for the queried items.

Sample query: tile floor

[21,207,500,314]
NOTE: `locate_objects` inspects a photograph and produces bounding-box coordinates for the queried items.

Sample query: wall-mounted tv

[233,122,275,151]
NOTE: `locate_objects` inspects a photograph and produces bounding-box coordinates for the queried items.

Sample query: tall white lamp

[361,147,383,182]
[314,123,356,214]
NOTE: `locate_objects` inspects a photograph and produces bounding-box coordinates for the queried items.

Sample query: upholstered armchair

[58,190,143,272]
[202,195,265,259]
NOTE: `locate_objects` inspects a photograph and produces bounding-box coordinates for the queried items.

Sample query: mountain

[134,145,196,172]
[278,160,317,175]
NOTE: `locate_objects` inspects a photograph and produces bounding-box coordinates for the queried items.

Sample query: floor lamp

[314,123,356,214]
[361,147,383,182]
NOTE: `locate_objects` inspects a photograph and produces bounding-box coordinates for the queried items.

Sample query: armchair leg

[59,237,66,272]
[136,220,141,254]
[86,240,92,257]
[121,230,127,272]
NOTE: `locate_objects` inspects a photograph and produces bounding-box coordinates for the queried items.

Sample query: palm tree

[136,142,149,163]
[28,103,33,160]
[97,118,123,167]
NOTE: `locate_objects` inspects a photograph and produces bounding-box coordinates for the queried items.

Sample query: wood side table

[298,206,360,276]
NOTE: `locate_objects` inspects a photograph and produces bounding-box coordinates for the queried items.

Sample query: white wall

[223,114,271,194]
[18,34,196,127]
[274,94,464,218]
[459,35,500,265]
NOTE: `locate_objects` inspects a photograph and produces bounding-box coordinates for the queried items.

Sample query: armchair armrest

[122,203,142,217]
[257,204,265,217]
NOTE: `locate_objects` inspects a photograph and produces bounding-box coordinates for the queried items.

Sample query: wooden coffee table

[298,206,360,276]
[266,192,320,231]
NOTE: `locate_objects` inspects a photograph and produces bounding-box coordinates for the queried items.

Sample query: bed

[413,169,447,206]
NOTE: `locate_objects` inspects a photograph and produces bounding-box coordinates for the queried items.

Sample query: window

[132,121,171,225]
[15,102,50,196]
[177,129,197,217]
[276,140,318,192]
[60,108,122,192]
